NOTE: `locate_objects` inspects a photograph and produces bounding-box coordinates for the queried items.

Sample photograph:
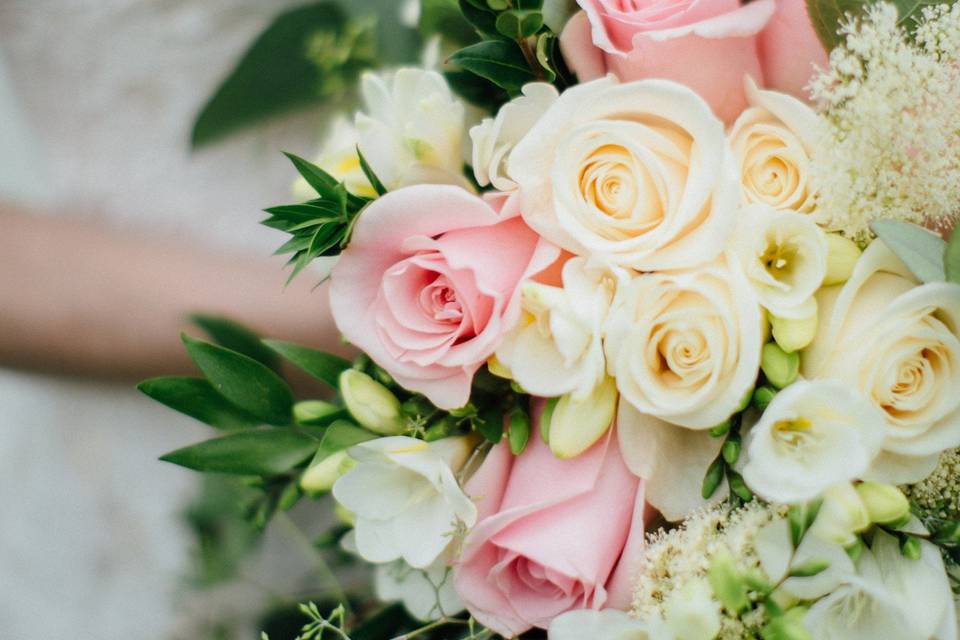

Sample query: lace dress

[0,1,327,637]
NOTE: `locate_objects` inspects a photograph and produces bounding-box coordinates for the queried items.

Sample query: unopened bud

[855,482,910,526]
[300,450,355,494]
[548,377,617,459]
[340,369,405,435]
[770,309,818,354]
[761,342,800,389]
[823,233,862,286]
[752,385,778,411]
[812,483,870,546]
[293,400,346,426]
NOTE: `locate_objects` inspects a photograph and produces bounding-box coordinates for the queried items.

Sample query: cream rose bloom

[507,76,739,270]
[606,255,763,429]
[470,82,558,192]
[803,239,960,483]
[729,77,820,215]
[733,204,827,318]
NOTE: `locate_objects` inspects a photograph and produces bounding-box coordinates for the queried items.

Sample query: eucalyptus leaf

[449,40,538,94]
[160,429,319,476]
[945,228,960,284]
[263,340,351,388]
[190,314,281,373]
[871,219,946,283]
[183,334,294,425]
[138,376,260,430]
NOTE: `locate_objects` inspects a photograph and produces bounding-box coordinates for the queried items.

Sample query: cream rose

[803,239,960,483]
[508,76,739,270]
[606,254,763,429]
[729,77,820,215]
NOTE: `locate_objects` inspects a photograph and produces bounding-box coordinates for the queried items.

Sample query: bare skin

[0,203,350,382]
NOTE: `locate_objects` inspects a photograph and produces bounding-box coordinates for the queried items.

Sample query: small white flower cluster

[808,3,960,240]
[632,502,781,639]
[906,447,960,520]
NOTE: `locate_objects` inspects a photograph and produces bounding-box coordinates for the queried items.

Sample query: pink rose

[329,186,558,410]
[560,0,776,123]
[757,0,829,98]
[453,402,650,637]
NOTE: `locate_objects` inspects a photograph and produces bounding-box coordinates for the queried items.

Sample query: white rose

[375,553,465,622]
[470,82,558,192]
[508,76,739,270]
[606,255,763,429]
[293,116,376,200]
[804,530,957,640]
[742,380,887,504]
[496,257,623,399]
[332,435,476,569]
[803,239,960,483]
[729,77,820,215]
[355,68,471,190]
[733,204,827,319]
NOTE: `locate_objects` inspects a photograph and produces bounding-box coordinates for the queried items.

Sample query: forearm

[0,205,349,380]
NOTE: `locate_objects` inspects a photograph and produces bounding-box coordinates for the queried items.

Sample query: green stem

[276,512,353,619]
[391,617,469,640]
[517,36,546,81]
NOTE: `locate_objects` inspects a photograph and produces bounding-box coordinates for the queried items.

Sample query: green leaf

[871,219,947,283]
[443,69,509,111]
[459,0,501,38]
[160,429,319,475]
[788,558,831,577]
[190,314,281,373]
[138,376,260,430]
[508,407,531,455]
[805,0,958,51]
[283,152,344,201]
[263,340,351,388]
[191,3,351,147]
[495,10,544,39]
[449,40,538,94]
[318,420,377,458]
[356,147,388,196]
[419,0,479,46]
[183,334,294,425]
[477,406,505,443]
[946,227,960,284]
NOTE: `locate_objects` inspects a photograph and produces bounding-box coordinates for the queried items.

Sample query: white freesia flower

[549,609,669,640]
[733,204,827,319]
[496,257,623,400]
[607,255,763,429]
[742,380,887,504]
[804,530,957,640]
[375,553,464,622]
[804,239,960,483]
[355,68,471,190]
[293,116,376,200]
[470,83,558,192]
[332,436,476,569]
[663,578,721,640]
[729,76,820,215]
[508,76,739,270]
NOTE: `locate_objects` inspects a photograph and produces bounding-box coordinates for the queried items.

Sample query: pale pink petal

[560,11,607,80]
[758,0,828,99]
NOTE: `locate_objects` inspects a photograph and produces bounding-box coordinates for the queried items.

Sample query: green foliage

[420,0,480,45]
[183,334,295,425]
[507,405,531,454]
[945,226,960,284]
[264,153,373,282]
[191,314,281,373]
[265,339,352,388]
[356,147,388,196]
[191,2,375,148]
[138,376,260,430]
[160,429,319,476]
[871,219,947,283]
[806,0,960,51]
[449,40,539,95]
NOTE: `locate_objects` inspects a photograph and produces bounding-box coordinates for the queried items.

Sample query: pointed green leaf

[190,314,281,373]
[160,429,319,475]
[449,40,537,94]
[871,220,946,283]
[263,340,351,388]
[946,228,960,284]
[138,376,260,430]
[356,147,388,196]
[182,334,294,425]
[283,152,342,199]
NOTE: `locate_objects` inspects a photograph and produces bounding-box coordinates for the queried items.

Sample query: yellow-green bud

[761,342,800,389]
[334,501,356,526]
[752,385,778,411]
[707,547,749,616]
[813,483,870,546]
[761,607,812,640]
[856,482,910,525]
[340,369,405,435]
[548,376,617,459]
[300,450,355,494]
[293,400,345,426]
[823,233,862,286]
[770,308,818,354]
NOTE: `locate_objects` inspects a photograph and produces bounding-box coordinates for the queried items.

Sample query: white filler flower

[333,436,476,569]
[375,553,465,622]
[743,380,887,504]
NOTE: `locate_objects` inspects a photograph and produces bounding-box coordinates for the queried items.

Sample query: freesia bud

[856,482,910,526]
[811,483,870,546]
[822,233,862,286]
[340,369,405,435]
[761,342,800,389]
[548,376,617,459]
[770,308,818,354]
[293,400,346,426]
[752,385,778,411]
[300,450,355,494]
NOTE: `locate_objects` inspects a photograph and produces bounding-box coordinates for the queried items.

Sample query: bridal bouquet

[146,0,960,638]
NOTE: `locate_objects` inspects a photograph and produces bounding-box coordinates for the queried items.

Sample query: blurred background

[0,1,436,638]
